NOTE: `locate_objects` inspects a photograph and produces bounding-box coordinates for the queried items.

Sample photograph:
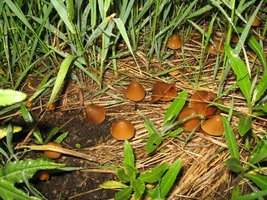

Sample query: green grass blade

[223,116,240,160]
[51,0,75,33]
[0,89,26,106]
[48,56,75,106]
[225,45,251,104]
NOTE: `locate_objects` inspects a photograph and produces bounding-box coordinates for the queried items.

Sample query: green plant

[100,141,182,200]
[144,90,188,154]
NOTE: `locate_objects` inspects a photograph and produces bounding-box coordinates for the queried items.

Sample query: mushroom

[169,70,180,77]
[167,34,182,49]
[151,82,177,103]
[206,40,224,55]
[48,103,56,111]
[190,90,220,118]
[124,80,146,102]
[39,171,49,181]
[85,104,106,124]
[178,107,201,131]
[111,120,135,140]
[249,15,261,27]
[201,115,224,136]
[44,142,62,159]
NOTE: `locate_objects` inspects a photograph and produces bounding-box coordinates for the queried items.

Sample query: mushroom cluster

[178,90,224,136]
[83,79,180,141]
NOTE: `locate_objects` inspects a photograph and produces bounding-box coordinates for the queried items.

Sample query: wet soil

[9,109,118,199]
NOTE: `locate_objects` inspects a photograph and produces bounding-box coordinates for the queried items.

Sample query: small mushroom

[39,171,49,181]
[124,80,146,102]
[85,104,106,124]
[206,40,224,55]
[151,82,177,103]
[231,33,239,43]
[48,103,56,111]
[190,90,220,118]
[249,15,261,27]
[201,115,224,136]
[111,120,135,140]
[167,34,182,49]
[169,70,180,77]
[178,107,201,131]
[44,142,62,159]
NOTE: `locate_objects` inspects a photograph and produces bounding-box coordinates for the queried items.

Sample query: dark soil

[9,109,118,200]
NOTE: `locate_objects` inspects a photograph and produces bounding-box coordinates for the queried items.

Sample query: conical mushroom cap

[207,40,224,55]
[167,34,182,49]
[111,120,135,140]
[85,104,106,124]
[249,15,261,27]
[151,82,177,103]
[201,115,224,136]
[190,90,219,118]
[124,80,146,102]
[178,107,201,131]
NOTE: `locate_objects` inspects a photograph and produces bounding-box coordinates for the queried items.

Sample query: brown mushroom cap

[85,104,106,124]
[151,82,177,103]
[201,115,224,136]
[249,15,261,27]
[111,120,135,140]
[178,107,201,131]
[124,80,146,102]
[167,34,182,49]
[207,40,224,55]
[190,90,220,118]
[44,142,62,159]
[39,171,49,181]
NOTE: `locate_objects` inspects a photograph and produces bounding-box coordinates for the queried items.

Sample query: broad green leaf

[252,71,267,104]
[225,45,251,104]
[249,136,267,164]
[0,89,26,106]
[116,168,132,183]
[139,163,168,183]
[115,186,132,200]
[150,159,182,199]
[238,115,252,137]
[244,173,267,190]
[54,132,69,143]
[145,132,163,154]
[99,181,128,189]
[231,185,242,199]
[234,189,267,200]
[0,126,22,140]
[168,127,184,137]
[0,179,40,200]
[132,178,145,200]
[223,117,240,160]
[143,117,160,136]
[247,35,267,72]
[51,0,75,33]
[253,104,267,113]
[48,56,75,106]
[163,91,188,129]
[117,165,138,183]
[224,158,244,173]
[0,158,64,184]
[123,141,135,168]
